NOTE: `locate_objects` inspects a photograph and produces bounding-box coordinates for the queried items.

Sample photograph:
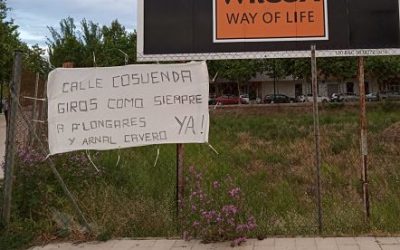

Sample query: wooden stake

[358,57,370,220]
[2,51,23,227]
[176,144,185,216]
[311,45,323,234]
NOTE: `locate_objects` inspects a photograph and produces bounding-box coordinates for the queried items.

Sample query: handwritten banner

[47,62,209,155]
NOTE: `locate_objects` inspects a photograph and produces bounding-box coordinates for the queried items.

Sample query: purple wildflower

[228,187,241,198]
[222,205,238,215]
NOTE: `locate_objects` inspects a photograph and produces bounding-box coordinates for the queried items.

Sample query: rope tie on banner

[153,147,160,167]
[22,96,47,101]
[93,52,97,67]
[86,150,100,173]
[32,120,46,124]
[207,143,219,155]
[115,147,121,167]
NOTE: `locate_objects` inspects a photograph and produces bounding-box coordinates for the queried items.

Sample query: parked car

[263,94,295,104]
[304,94,330,103]
[342,93,359,102]
[330,93,359,102]
[215,95,239,105]
[330,93,342,102]
[379,91,400,101]
[296,95,307,103]
[239,94,250,104]
[366,92,379,102]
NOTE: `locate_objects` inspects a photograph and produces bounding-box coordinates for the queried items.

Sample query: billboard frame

[137,0,400,62]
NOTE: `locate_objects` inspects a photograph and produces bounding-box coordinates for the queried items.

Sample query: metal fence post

[311,45,323,234]
[2,51,23,227]
[358,57,370,220]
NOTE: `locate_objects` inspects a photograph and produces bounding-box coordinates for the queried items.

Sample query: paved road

[0,114,5,180]
[31,237,400,250]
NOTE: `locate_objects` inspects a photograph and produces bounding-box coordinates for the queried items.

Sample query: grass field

[1,103,400,249]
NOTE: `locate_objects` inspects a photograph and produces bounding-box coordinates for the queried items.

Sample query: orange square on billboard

[214,0,328,42]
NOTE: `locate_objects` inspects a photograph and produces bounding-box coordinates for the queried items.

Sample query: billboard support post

[358,57,370,220]
[311,45,323,234]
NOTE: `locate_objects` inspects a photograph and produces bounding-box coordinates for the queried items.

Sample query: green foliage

[211,59,259,84]
[366,56,400,83]
[256,59,291,80]
[0,0,22,82]
[24,44,50,76]
[47,18,137,67]
[48,17,85,67]
[0,0,49,82]
[318,57,357,81]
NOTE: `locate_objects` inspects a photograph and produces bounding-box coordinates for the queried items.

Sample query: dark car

[263,94,295,104]
[209,93,217,105]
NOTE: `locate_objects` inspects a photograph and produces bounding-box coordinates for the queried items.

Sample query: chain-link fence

[14,70,47,151]
[2,60,400,244]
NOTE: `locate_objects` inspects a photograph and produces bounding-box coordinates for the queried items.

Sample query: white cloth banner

[48,61,209,155]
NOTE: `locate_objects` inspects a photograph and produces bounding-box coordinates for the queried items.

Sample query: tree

[80,19,103,67]
[216,59,259,98]
[0,0,23,83]
[24,44,50,76]
[256,59,290,95]
[47,18,137,67]
[318,57,357,82]
[366,56,400,89]
[101,20,134,66]
[47,17,85,67]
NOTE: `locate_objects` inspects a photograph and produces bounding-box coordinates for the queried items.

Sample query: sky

[7,0,137,48]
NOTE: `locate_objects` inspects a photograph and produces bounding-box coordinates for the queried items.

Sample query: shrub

[181,166,256,247]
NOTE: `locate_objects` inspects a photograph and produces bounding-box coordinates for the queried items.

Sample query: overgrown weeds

[1,106,400,249]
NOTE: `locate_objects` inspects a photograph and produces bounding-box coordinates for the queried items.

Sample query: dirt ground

[382,121,400,142]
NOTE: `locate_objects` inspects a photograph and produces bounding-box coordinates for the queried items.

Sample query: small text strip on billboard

[47,62,210,155]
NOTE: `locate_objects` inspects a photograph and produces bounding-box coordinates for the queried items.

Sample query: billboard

[137,0,400,61]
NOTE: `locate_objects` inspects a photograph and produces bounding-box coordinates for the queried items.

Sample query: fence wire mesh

[5,65,400,242]
[137,48,400,62]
